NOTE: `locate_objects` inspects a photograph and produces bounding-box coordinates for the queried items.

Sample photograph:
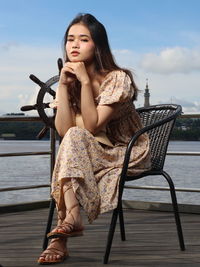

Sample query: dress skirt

[51,126,150,223]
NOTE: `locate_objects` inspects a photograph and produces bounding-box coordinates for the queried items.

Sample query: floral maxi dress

[51,70,151,223]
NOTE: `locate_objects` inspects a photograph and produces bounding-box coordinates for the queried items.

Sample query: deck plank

[0,208,200,266]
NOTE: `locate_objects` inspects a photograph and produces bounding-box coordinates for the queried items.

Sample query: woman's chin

[70,59,81,62]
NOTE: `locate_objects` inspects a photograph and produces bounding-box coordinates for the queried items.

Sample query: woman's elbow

[55,128,66,137]
[84,125,100,135]
[55,123,67,137]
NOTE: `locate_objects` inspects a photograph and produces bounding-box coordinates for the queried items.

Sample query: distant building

[0,133,16,140]
[3,113,25,116]
[144,79,150,107]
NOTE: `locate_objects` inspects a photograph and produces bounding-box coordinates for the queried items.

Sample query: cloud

[0,42,19,51]
[113,49,200,112]
[0,45,200,116]
[139,47,200,74]
[112,49,139,70]
[0,42,61,114]
[134,69,200,113]
[157,97,200,114]
[17,86,39,116]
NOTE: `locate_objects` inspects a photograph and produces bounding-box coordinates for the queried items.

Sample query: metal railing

[0,113,200,196]
[0,115,56,193]
[124,113,200,194]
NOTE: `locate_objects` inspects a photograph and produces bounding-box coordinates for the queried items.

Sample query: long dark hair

[63,13,138,113]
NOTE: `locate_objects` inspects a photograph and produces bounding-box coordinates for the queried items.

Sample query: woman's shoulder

[105,69,129,79]
[97,69,134,105]
[101,70,131,87]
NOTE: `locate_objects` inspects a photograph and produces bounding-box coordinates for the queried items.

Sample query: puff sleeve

[98,71,134,105]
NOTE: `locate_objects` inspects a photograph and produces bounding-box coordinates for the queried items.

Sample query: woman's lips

[71,51,80,56]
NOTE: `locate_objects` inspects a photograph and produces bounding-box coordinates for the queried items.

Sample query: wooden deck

[1,207,200,267]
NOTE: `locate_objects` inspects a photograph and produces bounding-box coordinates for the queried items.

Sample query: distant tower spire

[144,78,150,107]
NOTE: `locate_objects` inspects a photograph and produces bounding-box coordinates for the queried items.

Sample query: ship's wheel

[21,58,63,138]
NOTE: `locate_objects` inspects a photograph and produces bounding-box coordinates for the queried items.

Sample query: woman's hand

[59,64,76,86]
[64,62,90,85]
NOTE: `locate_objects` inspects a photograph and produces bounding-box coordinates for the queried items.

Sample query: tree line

[170,118,200,141]
[0,121,49,140]
[0,118,200,140]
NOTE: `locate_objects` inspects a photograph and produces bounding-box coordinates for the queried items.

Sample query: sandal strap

[57,213,64,223]
[55,221,74,232]
[40,247,66,257]
[66,203,79,227]
[51,203,80,234]
[67,203,79,215]
[63,183,73,194]
[57,185,74,223]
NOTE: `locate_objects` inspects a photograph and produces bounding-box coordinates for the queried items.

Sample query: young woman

[38,13,151,264]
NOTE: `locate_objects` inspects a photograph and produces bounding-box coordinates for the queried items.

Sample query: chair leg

[119,201,126,241]
[42,198,55,250]
[103,208,119,264]
[162,171,185,251]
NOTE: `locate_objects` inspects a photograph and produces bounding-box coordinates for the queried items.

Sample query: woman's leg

[38,179,84,263]
[38,195,68,264]
[63,180,83,227]
[47,180,84,238]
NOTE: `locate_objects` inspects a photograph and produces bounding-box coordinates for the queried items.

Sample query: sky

[0,0,200,115]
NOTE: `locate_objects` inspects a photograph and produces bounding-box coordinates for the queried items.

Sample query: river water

[0,140,200,205]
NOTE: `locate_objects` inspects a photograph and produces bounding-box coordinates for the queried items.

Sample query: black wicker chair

[103,104,185,264]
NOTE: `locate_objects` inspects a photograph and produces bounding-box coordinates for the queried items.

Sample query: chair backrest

[136,104,182,171]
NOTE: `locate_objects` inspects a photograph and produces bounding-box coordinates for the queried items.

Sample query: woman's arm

[66,62,117,134]
[54,66,76,137]
[81,80,116,134]
[54,84,75,137]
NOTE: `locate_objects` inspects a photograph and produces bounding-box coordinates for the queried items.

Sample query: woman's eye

[81,39,89,42]
[67,38,74,42]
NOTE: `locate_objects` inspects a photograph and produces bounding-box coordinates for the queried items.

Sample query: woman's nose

[72,40,79,48]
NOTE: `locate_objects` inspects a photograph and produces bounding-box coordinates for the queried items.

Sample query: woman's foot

[47,203,84,239]
[38,237,68,265]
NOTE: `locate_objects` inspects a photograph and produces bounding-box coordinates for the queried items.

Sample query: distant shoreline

[0,118,200,141]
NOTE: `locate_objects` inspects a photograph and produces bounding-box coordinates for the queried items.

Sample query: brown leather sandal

[38,242,69,265]
[47,203,84,239]
[47,183,84,239]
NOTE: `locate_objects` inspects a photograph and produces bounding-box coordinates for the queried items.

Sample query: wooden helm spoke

[21,58,63,132]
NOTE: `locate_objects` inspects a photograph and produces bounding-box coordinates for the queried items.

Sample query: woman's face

[66,23,95,63]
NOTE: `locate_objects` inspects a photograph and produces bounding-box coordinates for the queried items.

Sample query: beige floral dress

[51,70,151,223]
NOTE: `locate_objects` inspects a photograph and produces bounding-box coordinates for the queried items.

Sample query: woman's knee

[64,126,90,141]
[68,126,86,135]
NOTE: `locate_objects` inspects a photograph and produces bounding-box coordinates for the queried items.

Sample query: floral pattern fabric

[51,70,151,223]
